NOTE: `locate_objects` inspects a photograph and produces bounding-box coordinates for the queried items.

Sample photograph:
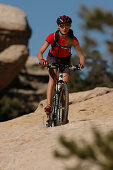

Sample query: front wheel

[59,82,69,125]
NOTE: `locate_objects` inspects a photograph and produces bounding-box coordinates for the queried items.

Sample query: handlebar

[39,60,81,70]
[47,64,81,70]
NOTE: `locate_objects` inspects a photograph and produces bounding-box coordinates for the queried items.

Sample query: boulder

[0,4,31,52]
[0,45,29,91]
[0,4,31,91]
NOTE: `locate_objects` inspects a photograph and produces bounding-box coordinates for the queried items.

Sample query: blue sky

[0,0,113,57]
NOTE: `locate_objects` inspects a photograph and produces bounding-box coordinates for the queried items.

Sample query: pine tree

[54,128,113,170]
[77,5,113,88]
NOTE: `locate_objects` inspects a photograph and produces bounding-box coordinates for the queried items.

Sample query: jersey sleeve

[46,32,54,45]
[73,36,79,46]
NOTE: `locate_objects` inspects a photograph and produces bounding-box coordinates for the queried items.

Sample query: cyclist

[37,15,85,114]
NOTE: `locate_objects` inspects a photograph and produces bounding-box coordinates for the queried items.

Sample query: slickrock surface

[0,87,113,170]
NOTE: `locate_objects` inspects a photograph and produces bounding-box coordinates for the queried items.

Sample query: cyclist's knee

[63,73,70,83]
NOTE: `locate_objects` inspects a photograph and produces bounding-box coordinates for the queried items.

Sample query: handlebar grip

[81,65,84,69]
[69,65,80,70]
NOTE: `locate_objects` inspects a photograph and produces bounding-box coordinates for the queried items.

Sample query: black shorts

[47,53,71,74]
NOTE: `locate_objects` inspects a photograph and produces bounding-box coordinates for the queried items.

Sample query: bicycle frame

[39,61,81,127]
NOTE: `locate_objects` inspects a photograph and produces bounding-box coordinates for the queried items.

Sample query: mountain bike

[40,62,81,127]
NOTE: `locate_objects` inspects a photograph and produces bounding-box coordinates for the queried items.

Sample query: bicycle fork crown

[59,73,63,80]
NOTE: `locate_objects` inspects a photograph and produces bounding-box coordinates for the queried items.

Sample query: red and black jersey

[46,32,79,58]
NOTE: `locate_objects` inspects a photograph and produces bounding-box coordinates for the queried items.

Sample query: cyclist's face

[58,23,71,35]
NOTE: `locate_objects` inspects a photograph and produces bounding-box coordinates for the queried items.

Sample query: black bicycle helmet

[57,15,72,25]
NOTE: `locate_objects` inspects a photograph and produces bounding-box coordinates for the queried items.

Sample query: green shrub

[54,128,113,170]
[0,96,21,121]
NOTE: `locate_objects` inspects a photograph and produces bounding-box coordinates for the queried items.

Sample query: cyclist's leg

[63,73,70,84]
[62,72,70,106]
[46,54,58,107]
[61,56,70,83]
[47,68,57,106]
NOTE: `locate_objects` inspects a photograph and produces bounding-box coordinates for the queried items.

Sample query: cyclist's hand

[78,63,84,69]
[39,59,47,66]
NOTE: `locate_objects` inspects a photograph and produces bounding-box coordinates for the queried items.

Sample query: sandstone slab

[0,87,113,170]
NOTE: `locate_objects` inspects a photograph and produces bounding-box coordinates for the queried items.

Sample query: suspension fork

[54,71,63,109]
[54,80,59,111]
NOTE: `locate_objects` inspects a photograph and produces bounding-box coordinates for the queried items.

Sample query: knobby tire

[54,82,69,126]
[61,82,69,125]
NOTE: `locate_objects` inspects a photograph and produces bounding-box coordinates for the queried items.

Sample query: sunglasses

[60,24,70,28]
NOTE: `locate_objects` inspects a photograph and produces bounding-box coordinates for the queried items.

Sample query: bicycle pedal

[45,122,52,127]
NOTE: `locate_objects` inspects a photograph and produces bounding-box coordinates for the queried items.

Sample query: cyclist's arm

[37,41,49,60]
[73,44,85,65]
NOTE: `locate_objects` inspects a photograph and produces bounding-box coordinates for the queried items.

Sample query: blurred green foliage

[0,96,21,121]
[54,128,113,170]
[69,5,113,92]
[78,5,113,58]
